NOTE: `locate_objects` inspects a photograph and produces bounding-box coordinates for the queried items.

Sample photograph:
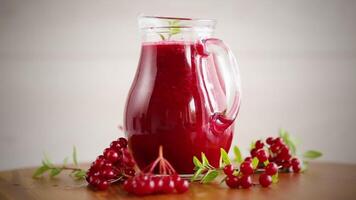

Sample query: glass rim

[138,15,217,30]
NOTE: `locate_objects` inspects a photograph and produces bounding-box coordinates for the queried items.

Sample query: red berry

[282,160,291,168]
[274,137,284,146]
[255,140,264,149]
[265,162,278,175]
[86,137,135,191]
[124,168,136,177]
[88,175,101,186]
[123,178,133,193]
[259,173,272,187]
[118,137,128,148]
[223,164,234,176]
[292,163,301,173]
[144,179,156,195]
[175,179,189,193]
[266,137,274,145]
[104,149,121,163]
[291,158,300,166]
[110,141,122,151]
[130,178,139,192]
[256,149,269,162]
[103,167,117,179]
[101,167,116,179]
[268,155,275,162]
[240,161,254,175]
[152,176,164,193]
[171,174,181,183]
[134,177,154,196]
[225,175,239,188]
[93,156,106,170]
[240,175,252,189]
[103,162,113,168]
[97,180,109,190]
[244,157,252,162]
[162,176,175,193]
[275,159,284,166]
[280,149,292,161]
[270,143,280,153]
[275,153,285,163]
[291,158,301,173]
[250,148,258,157]
[138,174,150,181]
[86,167,96,177]
[103,148,111,156]
[122,158,135,168]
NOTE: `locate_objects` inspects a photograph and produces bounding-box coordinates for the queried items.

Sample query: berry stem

[108,176,124,184]
[163,159,176,174]
[146,145,177,175]
[61,166,84,171]
[148,158,161,173]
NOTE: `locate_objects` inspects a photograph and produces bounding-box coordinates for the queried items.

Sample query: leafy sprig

[192,129,322,185]
[233,146,243,164]
[33,146,86,180]
[278,129,322,171]
[279,129,297,156]
[158,20,181,41]
[192,147,273,184]
[191,152,218,183]
[192,147,244,183]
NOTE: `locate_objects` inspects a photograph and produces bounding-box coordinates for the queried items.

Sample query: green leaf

[191,168,203,181]
[41,160,49,168]
[201,152,210,167]
[158,33,165,40]
[63,157,69,166]
[272,173,279,183]
[168,20,181,38]
[220,148,231,165]
[303,150,322,159]
[285,139,297,156]
[250,141,256,150]
[74,170,86,180]
[193,156,203,168]
[301,161,309,172]
[50,168,62,178]
[168,20,178,26]
[72,146,78,166]
[170,27,180,35]
[252,157,259,169]
[233,146,243,164]
[263,160,270,166]
[279,128,287,138]
[43,153,53,167]
[279,129,297,156]
[32,165,50,178]
[201,170,219,183]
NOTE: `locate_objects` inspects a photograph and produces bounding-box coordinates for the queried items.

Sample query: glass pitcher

[124,16,241,174]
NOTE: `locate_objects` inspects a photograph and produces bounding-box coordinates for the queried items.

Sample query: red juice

[124,41,234,174]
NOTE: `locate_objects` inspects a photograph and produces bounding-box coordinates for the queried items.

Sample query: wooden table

[0,162,355,200]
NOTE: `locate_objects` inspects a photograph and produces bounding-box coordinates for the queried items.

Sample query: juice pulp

[124,41,234,174]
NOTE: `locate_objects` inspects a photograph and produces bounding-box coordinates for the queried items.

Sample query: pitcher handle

[198,38,241,134]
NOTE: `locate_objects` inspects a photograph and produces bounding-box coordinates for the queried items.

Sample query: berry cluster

[258,137,301,172]
[122,146,189,195]
[223,160,278,189]
[86,137,136,190]
[223,136,302,189]
[123,174,189,196]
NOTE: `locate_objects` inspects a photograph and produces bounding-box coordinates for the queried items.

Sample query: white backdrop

[1,0,356,170]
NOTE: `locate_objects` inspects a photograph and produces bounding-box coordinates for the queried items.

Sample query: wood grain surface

[0,162,355,200]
